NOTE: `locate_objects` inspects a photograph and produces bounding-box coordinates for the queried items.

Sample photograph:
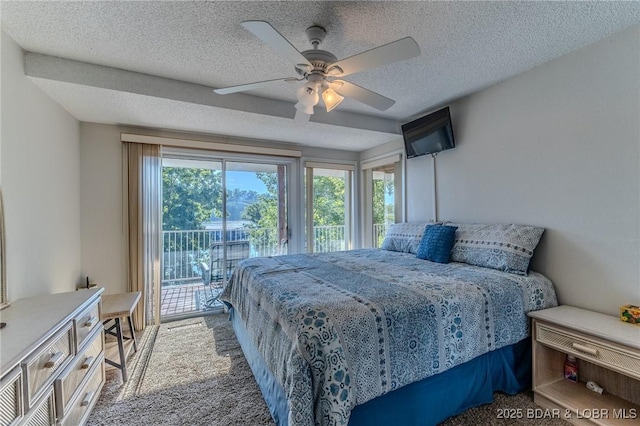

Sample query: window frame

[303,160,356,253]
[360,152,405,248]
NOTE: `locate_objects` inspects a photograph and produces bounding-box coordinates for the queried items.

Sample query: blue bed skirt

[229,308,531,426]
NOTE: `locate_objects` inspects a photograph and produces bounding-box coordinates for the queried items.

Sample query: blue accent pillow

[416,225,458,263]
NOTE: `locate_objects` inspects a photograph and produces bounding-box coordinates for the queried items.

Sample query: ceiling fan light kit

[213,20,421,121]
[294,101,314,115]
[296,83,319,113]
[322,88,344,112]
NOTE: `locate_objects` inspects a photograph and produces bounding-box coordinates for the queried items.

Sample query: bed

[220,223,558,426]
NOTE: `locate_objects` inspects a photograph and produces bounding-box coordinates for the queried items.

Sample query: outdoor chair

[198,261,223,309]
[210,241,251,282]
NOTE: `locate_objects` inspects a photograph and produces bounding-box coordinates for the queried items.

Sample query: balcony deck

[161,280,224,319]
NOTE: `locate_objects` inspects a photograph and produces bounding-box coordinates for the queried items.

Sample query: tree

[241,172,281,256]
[162,167,223,230]
[237,170,350,253]
[312,175,345,226]
[243,193,277,226]
[226,189,259,221]
[373,175,394,247]
[242,172,278,228]
[373,177,394,226]
[240,171,347,229]
[162,167,225,282]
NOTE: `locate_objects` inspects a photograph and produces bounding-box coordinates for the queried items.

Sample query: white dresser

[0,288,104,426]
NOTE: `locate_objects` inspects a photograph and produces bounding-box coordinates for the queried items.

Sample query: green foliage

[242,172,279,229]
[162,167,223,231]
[226,189,259,221]
[373,177,394,225]
[162,165,356,258]
[242,171,347,229]
[163,167,263,229]
[242,172,281,255]
[243,193,277,227]
[256,171,278,194]
[373,176,395,247]
[312,175,345,226]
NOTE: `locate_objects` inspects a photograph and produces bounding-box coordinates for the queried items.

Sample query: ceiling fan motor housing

[294,25,338,79]
[296,49,338,77]
[306,25,327,47]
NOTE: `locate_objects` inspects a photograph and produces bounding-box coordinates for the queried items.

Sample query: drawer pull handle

[81,390,95,407]
[84,317,98,328]
[81,356,95,369]
[572,342,599,356]
[44,351,64,368]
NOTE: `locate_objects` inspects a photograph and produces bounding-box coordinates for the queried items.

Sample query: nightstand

[528,306,640,425]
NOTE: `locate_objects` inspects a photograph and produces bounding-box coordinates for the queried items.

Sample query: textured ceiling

[2,1,640,151]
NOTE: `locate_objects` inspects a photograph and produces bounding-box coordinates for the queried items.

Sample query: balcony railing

[313,225,345,253]
[162,224,389,286]
[162,227,281,285]
[373,223,389,248]
[160,224,390,317]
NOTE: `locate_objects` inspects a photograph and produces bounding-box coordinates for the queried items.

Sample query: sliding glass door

[161,153,289,319]
[223,161,288,278]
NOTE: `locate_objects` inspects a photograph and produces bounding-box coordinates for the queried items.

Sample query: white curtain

[125,143,162,329]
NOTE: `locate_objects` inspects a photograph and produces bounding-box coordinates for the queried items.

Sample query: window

[305,162,354,253]
[372,165,396,248]
[361,154,403,247]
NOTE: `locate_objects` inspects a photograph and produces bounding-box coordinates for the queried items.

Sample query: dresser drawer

[19,386,54,426]
[23,323,73,410]
[0,367,22,426]
[73,302,100,352]
[535,322,640,380]
[54,327,103,417]
[58,359,104,426]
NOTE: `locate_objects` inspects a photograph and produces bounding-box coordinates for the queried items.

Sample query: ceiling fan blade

[294,108,311,123]
[329,37,420,77]
[213,78,291,95]
[330,80,395,111]
[242,21,312,68]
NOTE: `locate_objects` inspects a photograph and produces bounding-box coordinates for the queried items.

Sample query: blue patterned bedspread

[220,249,557,426]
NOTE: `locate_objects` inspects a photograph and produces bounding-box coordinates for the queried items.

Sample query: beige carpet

[88,314,567,426]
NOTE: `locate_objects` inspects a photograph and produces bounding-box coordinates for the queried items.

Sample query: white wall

[1,31,82,300]
[79,123,360,294]
[79,123,127,295]
[406,25,640,315]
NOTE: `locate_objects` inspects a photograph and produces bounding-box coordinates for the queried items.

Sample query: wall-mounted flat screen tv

[402,106,455,158]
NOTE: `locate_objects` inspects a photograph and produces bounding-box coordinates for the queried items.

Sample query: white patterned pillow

[381,222,431,254]
[446,223,544,275]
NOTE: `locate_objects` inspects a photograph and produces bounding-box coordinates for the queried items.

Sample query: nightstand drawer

[535,322,640,380]
[55,327,103,417]
[74,302,100,351]
[0,367,22,426]
[23,322,73,409]
[58,359,104,426]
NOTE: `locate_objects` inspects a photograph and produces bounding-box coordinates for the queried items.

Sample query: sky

[225,171,268,194]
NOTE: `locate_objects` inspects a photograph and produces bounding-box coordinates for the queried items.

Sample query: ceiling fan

[213,21,421,122]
